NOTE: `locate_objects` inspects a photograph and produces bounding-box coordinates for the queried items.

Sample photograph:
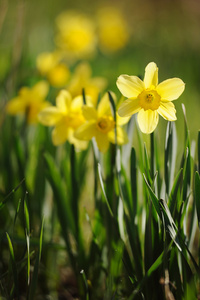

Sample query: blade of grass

[98,163,114,218]
[143,174,161,219]
[28,217,44,300]
[195,171,200,227]
[6,233,19,299]
[44,152,76,236]
[0,178,25,210]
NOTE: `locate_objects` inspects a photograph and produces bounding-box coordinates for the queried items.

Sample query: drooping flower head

[74,93,129,153]
[116,62,185,134]
[38,90,88,149]
[6,81,50,124]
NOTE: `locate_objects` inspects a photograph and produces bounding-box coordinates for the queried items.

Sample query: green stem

[70,144,79,239]
[150,132,155,181]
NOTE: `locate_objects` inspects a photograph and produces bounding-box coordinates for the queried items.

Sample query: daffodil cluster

[6,61,185,152]
[37,91,129,152]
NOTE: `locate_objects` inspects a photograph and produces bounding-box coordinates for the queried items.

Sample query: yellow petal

[116,75,144,98]
[82,106,97,120]
[95,131,110,153]
[38,107,63,126]
[118,98,140,117]
[56,90,72,112]
[116,112,130,125]
[52,122,69,145]
[137,109,159,134]
[6,97,26,114]
[156,78,185,101]
[74,121,97,140]
[97,93,113,117]
[71,95,84,110]
[108,127,129,145]
[143,62,158,88]
[157,101,177,121]
[68,129,88,150]
[32,81,49,98]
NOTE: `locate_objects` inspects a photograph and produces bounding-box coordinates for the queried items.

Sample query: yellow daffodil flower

[55,10,97,60]
[97,7,129,53]
[38,90,88,149]
[117,62,185,134]
[36,51,70,87]
[74,93,129,153]
[67,62,107,105]
[6,81,50,124]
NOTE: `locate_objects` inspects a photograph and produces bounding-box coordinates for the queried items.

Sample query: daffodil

[6,81,50,124]
[55,10,97,60]
[38,89,88,149]
[67,62,107,105]
[116,62,185,134]
[74,93,129,153]
[96,7,129,53]
[36,51,70,87]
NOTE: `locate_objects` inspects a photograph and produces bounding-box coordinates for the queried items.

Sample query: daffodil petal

[6,97,26,114]
[74,121,97,140]
[98,93,112,117]
[68,129,88,150]
[95,131,110,153]
[116,112,130,125]
[118,98,141,117]
[56,90,72,112]
[157,101,177,121]
[116,75,145,98]
[38,107,63,126]
[71,95,84,109]
[33,81,49,98]
[82,106,97,120]
[52,122,69,145]
[156,78,185,101]
[137,109,159,134]
[143,62,158,88]
[108,127,129,145]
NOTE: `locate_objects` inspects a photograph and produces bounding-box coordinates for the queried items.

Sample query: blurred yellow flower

[6,81,50,124]
[117,62,185,134]
[97,7,129,53]
[67,62,107,105]
[38,89,88,149]
[74,93,129,153]
[55,10,97,60]
[36,51,70,87]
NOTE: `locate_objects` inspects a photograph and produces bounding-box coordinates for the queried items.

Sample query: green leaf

[198,131,200,173]
[168,168,183,217]
[44,152,76,236]
[130,147,137,220]
[143,174,161,219]
[195,171,200,227]
[0,178,25,210]
[159,199,182,251]
[143,144,152,185]
[28,217,44,300]
[98,163,114,217]
[24,191,30,235]
[6,233,19,298]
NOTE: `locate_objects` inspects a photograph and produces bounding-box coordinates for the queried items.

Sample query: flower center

[96,116,114,133]
[138,89,161,111]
